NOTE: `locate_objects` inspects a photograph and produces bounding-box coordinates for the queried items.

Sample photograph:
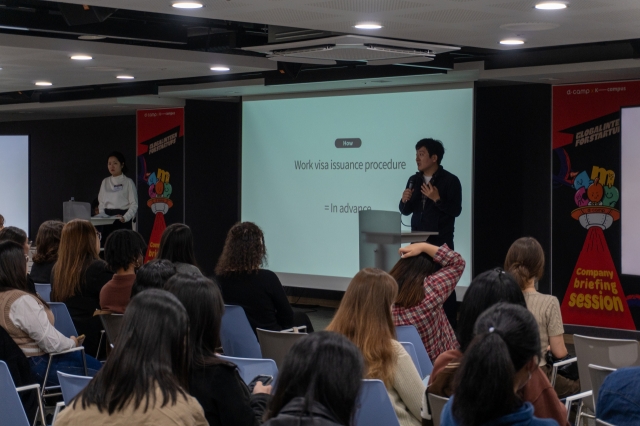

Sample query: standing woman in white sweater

[98,151,138,244]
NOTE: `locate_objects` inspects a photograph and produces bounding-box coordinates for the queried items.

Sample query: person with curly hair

[215,222,312,333]
[99,229,147,313]
[30,220,64,284]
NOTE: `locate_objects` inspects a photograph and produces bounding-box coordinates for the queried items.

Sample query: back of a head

[76,289,190,414]
[104,229,147,272]
[0,226,27,245]
[164,273,224,367]
[389,252,440,308]
[457,268,525,352]
[452,303,540,426]
[52,219,100,301]
[504,237,545,290]
[415,138,445,164]
[215,221,266,275]
[0,240,29,292]
[266,331,364,425]
[131,259,177,297]
[33,220,64,264]
[157,223,197,266]
[326,268,398,387]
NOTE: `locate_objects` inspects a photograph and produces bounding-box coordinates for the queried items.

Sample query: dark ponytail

[451,303,540,426]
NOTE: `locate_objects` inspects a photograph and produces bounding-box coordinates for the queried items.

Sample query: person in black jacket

[165,273,272,426]
[263,331,364,426]
[399,138,462,328]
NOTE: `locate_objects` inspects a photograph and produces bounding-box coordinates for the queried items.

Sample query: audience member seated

[389,242,464,362]
[55,289,207,426]
[99,229,147,313]
[441,303,558,426]
[0,241,101,386]
[30,220,64,284]
[327,267,424,426]
[596,366,640,426]
[0,213,3,230]
[216,222,313,332]
[429,269,568,426]
[157,223,202,275]
[166,273,272,425]
[51,219,112,356]
[0,226,36,293]
[505,237,580,398]
[263,331,364,426]
[130,259,177,298]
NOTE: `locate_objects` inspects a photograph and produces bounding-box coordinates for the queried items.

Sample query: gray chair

[255,328,307,369]
[427,393,449,426]
[98,313,124,347]
[588,364,616,410]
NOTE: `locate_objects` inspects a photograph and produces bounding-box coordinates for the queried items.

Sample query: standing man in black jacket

[399,138,462,327]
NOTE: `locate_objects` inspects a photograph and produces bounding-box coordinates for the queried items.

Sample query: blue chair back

[0,361,30,426]
[49,302,78,338]
[354,379,401,426]
[218,355,278,385]
[34,283,51,303]
[220,305,262,358]
[399,342,423,378]
[57,371,92,405]
[396,325,433,378]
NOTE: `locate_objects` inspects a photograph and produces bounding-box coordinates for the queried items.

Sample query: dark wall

[0,115,135,239]
[184,99,241,276]
[474,83,552,293]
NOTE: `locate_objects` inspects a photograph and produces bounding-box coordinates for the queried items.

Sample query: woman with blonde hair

[216,222,312,332]
[51,219,112,356]
[327,255,425,426]
[505,236,579,398]
[30,220,64,284]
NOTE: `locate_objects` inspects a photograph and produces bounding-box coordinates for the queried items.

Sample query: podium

[62,201,116,227]
[359,210,437,271]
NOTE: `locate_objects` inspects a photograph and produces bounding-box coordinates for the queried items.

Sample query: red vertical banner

[136,108,184,263]
[552,81,640,330]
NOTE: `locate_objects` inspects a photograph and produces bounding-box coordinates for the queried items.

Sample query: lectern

[62,201,116,227]
[359,210,437,271]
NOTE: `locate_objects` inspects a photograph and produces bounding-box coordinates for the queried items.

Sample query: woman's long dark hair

[74,289,190,414]
[164,273,224,367]
[389,252,440,308]
[456,268,526,352]
[265,331,364,426]
[156,224,199,268]
[0,241,30,293]
[452,303,540,426]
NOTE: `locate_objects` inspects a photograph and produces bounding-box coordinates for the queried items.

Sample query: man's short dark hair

[415,138,445,165]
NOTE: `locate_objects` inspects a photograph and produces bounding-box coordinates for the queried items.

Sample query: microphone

[406,172,421,191]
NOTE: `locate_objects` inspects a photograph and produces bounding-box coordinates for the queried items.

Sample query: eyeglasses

[96,231,102,241]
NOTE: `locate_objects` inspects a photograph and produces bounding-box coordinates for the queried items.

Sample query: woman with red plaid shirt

[390,242,465,362]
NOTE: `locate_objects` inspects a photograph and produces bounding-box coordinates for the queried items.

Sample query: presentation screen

[621,106,640,276]
[0,136,29,235]
[242,86,473,292]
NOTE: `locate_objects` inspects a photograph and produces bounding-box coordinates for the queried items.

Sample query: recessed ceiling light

[354,23,383,29]
[70,55,92,60]
[35,81,52,86]
[78,35,107,40]
[500,39,525,45]
[210,66,230,71]
[535,2,567,10]
[172,2,203,8]
[116,75,135,80]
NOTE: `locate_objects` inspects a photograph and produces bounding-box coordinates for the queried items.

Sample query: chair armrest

[50,346,85,356]
[16,383,41,393]
[564,391,592,411]
[553,357,577,368]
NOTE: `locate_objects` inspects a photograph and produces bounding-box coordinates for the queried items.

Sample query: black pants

[101,208,132,246]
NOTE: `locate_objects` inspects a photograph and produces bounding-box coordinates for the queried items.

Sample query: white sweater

[98,174,138,222]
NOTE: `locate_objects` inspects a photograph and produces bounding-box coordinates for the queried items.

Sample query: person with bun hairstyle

[441,303,558,426]
[30,220,64,284]
[98,151,138,244]
[504,237,579,398]
[429,269,568,426]
[263,331,364,426]
[327,264,424,426]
